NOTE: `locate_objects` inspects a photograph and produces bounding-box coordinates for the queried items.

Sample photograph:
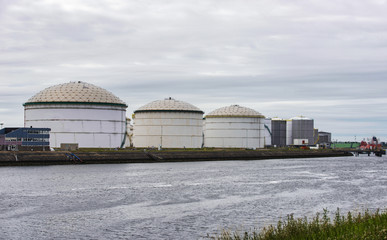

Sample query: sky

[1,0,387,142]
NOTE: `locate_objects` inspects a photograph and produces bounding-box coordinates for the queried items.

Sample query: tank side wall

[24,104,126,148]
[133,112,203,148]
[204,117,264,148]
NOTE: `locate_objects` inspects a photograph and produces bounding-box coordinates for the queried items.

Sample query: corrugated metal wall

[271,120,287,147]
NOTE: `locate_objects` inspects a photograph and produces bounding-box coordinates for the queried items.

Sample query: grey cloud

[1,0,387,140]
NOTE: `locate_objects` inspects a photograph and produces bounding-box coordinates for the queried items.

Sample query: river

[0,155,386,239]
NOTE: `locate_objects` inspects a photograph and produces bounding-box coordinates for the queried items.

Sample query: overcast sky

[1,0,387,141]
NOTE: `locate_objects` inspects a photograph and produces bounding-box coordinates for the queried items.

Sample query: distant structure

[318,131,332,148]
[133,98,204,148]
[24,81,127,148]
[314,129,319,145]
[0,127,50,151]
[124,117,133,148]
[271,118,287,147]
[204,105,265,149]
[286,116,314,146]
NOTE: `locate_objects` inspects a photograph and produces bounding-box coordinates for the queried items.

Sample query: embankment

[0,149,352,166]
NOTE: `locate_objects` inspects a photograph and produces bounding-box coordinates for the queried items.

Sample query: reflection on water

[0,156,386,239]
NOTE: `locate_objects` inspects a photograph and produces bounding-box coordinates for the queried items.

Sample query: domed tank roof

[135,97,203,113]
[206,105,264,118]
[24,81,127,107]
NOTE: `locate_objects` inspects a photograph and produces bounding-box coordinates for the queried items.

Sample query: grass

[214,208,387,240]
[331,142,361,149]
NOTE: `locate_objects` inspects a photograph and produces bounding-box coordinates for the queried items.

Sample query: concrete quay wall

[0,150,352,166]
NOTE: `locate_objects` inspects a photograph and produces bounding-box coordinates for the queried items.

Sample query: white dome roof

[24,81,127,107]
[135,98,203,113]
[206,105,264,118]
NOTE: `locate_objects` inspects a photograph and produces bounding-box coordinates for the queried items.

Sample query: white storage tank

[24,81,127,148]
[204,105,265,149]
[133,98,204,148]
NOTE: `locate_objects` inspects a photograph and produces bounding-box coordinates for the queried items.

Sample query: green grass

[214,209,387,240]
[331,142,360,149]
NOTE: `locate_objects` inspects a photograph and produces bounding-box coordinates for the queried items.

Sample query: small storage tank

[133,98,204,148]
[287,116,314,146]
[24,81,127,148]
[204,105,265,149]
[271,118,287,147]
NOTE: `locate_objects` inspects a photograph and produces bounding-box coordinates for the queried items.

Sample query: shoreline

[0,149,353,166]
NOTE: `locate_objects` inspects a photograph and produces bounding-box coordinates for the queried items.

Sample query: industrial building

[17,81,328,150]
[318,131,332,143]
[318,131,332,148]
[133,98,204,148]
[204,105,265,149]
[0,127,51,151]
[271,118,287,147]
[24,81,127,148]
[286,116,315,146]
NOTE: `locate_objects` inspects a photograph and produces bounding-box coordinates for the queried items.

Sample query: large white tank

[24,81,127,148]
[133,98,204,148]
[204,105,265,149]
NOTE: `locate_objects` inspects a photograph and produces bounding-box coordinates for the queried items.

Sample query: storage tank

[24,81,127,148]
[286,120,293,146]
[204,105,265,149]
[271,118,287,147]
[287,116,314,146]
[133,98,204,148]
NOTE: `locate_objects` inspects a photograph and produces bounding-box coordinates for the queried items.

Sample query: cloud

[1,0,387,141]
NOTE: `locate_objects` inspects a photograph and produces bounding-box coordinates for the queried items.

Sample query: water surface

[0,155,386,239]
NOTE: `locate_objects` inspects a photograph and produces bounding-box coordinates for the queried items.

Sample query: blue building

[0,127,51,151]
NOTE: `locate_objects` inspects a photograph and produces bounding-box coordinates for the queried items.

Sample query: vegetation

[331,142,360,149]
[214,209,387,240]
